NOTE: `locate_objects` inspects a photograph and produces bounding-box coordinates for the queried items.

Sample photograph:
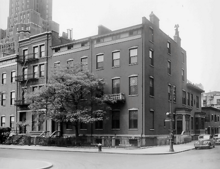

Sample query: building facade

[202,107,220,135]
[202,91,220,109]
[50,13,204,145]
[0,54,17,131]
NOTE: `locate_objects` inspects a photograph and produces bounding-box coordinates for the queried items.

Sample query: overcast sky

[0,0,219,92]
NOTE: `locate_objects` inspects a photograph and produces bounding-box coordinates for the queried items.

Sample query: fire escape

[15,53,39,107]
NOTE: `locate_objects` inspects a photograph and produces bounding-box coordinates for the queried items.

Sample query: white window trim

[128,108,138,111]
[129,74,138,77]
[129,46,138,49]
[112,77,120,79]
[81,56,88,59]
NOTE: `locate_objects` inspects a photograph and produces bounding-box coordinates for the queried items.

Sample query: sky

[0,0,219,92]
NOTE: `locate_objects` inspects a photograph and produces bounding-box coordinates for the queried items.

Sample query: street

[0,146,220,169]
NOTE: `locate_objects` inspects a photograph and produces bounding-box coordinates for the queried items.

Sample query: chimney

[98,25,112,35]
[173,24,181,46]
[149,12,159,28]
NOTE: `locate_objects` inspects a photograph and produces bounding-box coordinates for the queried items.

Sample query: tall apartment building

[0,0,63,133]
[50,13,204,146]
[0,0,59,56]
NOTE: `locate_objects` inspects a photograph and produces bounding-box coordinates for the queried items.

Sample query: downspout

[141,19,146,145]
[89,38,93,139]
[45,32,49,134]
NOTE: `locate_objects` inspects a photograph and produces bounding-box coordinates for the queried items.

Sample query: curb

[39,162,53,169]
[0,146,195,155]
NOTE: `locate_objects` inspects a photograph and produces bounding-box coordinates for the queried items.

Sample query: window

[96,54,104,69]
[191,94,193,106]
[67,59,74,68]
[2,73,6,84]
[187,92,190,106]
[11,71,16,83]
[182,90,186,105]
[80,122,87,130]
[149,49,154,66]
[211,114,214,121]
[191,117,193,130]
[129,48,138,64]
[112,110,120,129]
[32,114,38,131]
[66,122,73,130]
[23,68,27,80]
[33,65,38,78]
[196,96,199,108]
[10,91,15,105]
[32,86,38,92]
[40,45,45,57]
[182,53,185,63]
[150,110,154,129]
[129,110,138,129]
[81,57,88,71]
[173,86,176,102]
[217,99,220,105]
[149,28,153,42]
[33,46,38,58]
[182,69,185,81]
[1,93,6,106]
[1,116,5,127]
[168,85,171,101]
[167,42,171,54]
[129,76,138,95]
[10,116,15,129]
[112,78,120,94]
[168,61,171,74]
[95,120,103,129]
[23,49,28,60]
[39,64,45,77]
[54,61,60,68]
[149,77,154,96]
[112,51,120,67]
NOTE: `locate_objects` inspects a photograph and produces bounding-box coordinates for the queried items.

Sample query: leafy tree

[27,63,110,137]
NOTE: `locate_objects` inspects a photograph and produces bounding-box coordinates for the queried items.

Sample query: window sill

[96,68,104,71]
[168,73,171,76]
[150,64,154,68]
[80,129,87,130]
[149,95,154,98]
[129,94,138,97]
[95,129,103,130]
[149,40,154,44]
[112,129,120,131]
[66,129,73,130]
[150,129,155,131]
[129,63,138,66]
[128,129,138,131]
[167,53,171,56]
[112,66,120,69]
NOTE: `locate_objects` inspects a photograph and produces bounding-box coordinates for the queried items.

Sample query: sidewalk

[0,142,195,169]
[0,141,195,155]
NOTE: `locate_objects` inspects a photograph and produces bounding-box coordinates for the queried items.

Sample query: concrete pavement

[0,141,195,169]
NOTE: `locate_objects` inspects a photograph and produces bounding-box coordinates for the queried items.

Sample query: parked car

[214,134,220,145]
[194,134,215,149]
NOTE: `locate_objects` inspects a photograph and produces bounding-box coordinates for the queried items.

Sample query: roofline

[19,31,52,42]
[52,24,143,49]
[186,83,204,93]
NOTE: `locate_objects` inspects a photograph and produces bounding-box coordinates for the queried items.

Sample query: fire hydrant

[98,143,102,152]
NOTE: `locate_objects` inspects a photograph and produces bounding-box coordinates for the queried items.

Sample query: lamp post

[169,85,174,152]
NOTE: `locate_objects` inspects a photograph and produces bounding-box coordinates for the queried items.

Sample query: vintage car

[194,134,215,149]
[214,134,220,145]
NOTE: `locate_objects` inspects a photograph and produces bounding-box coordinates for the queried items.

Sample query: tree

[27,63,110,137]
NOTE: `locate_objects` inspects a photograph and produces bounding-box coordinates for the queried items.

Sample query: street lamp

[166,85,175,152]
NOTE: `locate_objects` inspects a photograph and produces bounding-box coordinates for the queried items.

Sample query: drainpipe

[45,32,49,134]
[141,18,146,145]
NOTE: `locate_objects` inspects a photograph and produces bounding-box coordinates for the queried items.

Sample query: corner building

[51,12,204,146]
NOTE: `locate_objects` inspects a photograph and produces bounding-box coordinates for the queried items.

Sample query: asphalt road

[0,146,220,169]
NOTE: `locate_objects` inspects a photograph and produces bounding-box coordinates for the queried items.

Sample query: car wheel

[209,143,212,149]
[213,144,215,148]
[195,147,198,150]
